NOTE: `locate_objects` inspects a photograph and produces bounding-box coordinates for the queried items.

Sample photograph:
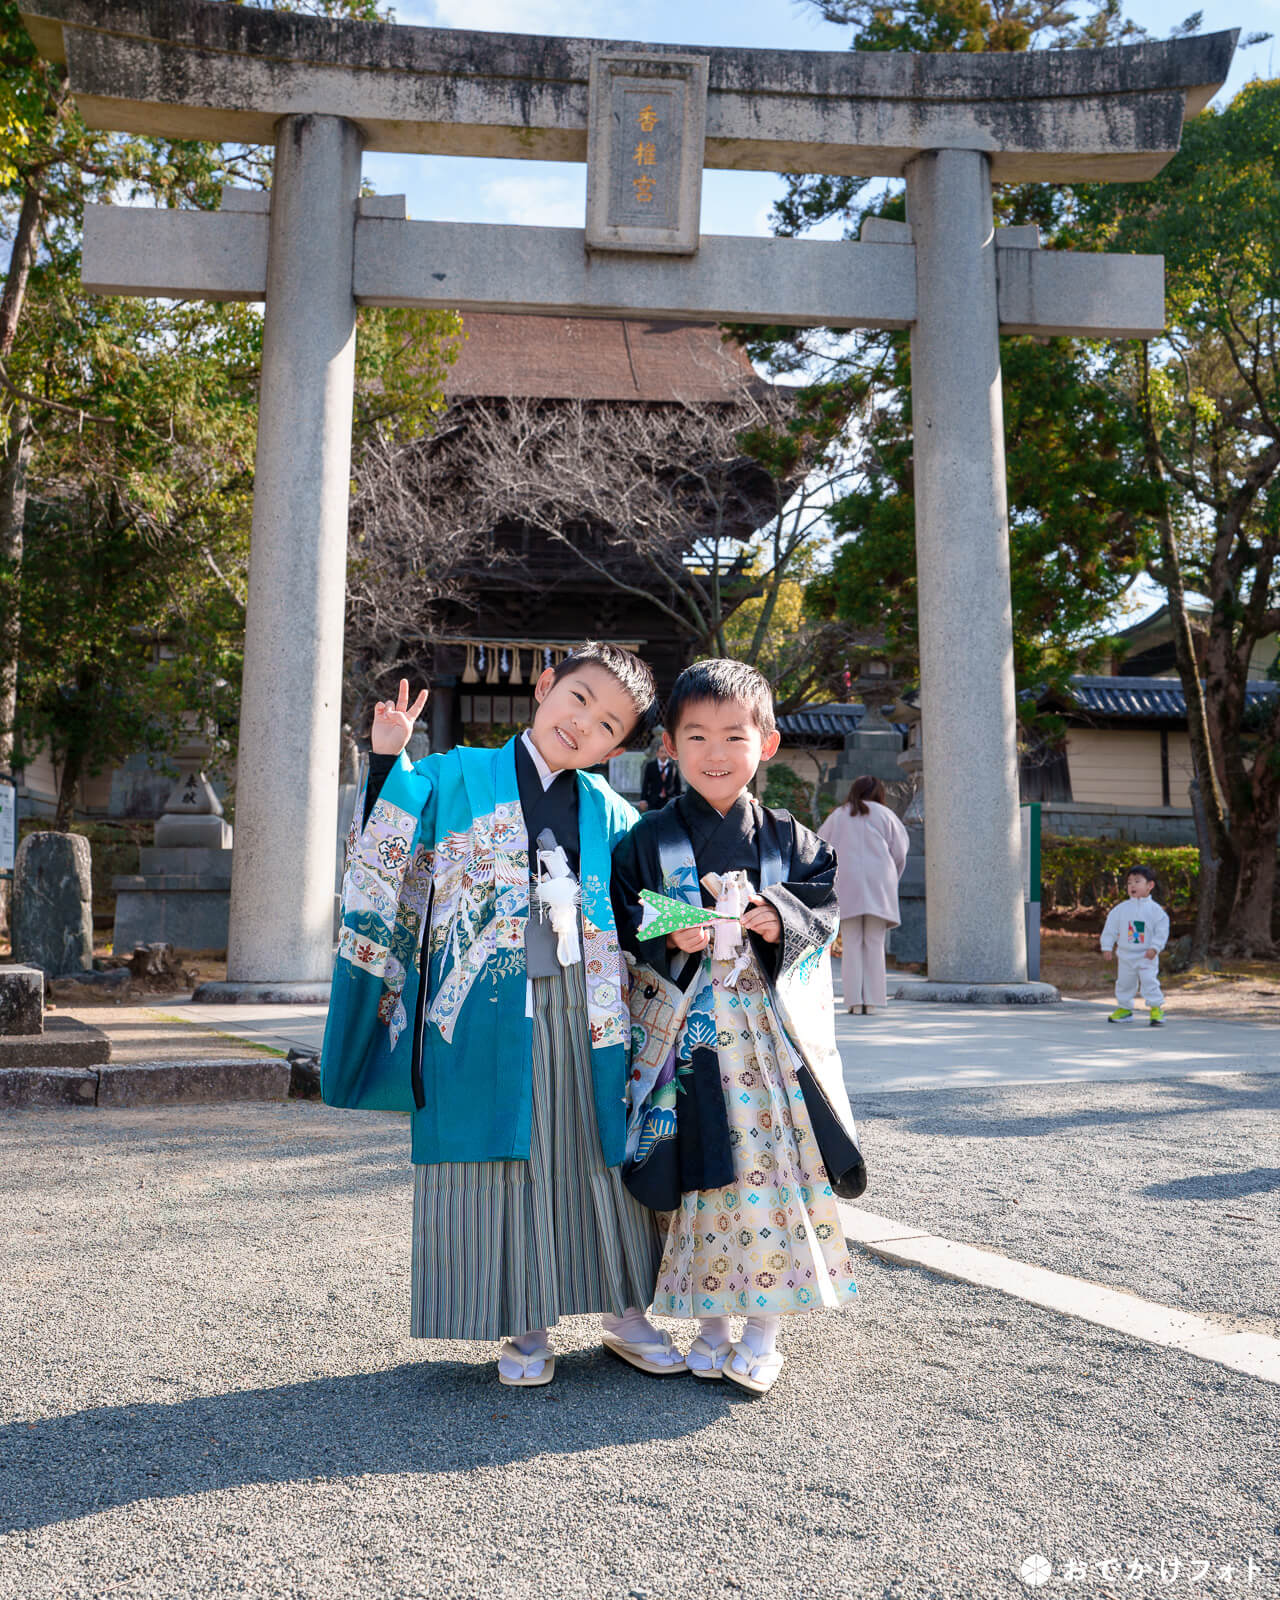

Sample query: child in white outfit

[1100,864,1170,1026]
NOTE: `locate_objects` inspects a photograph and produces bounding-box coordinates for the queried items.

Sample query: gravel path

[2,1102,1277,1600]
[856,1074,1280,1335]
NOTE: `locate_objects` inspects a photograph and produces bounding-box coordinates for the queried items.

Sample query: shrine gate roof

[20,0,1238,181]
[443,316,758,404]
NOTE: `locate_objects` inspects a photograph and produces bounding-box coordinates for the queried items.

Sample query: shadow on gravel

[871,1074,1280,1141]
[1143,1167,1280,1201]
[0,1355,736,1532]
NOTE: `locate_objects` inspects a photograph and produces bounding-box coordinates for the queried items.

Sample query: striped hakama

[410,961,663,1340]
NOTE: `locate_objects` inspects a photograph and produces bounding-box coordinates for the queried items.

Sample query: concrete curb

[0,1066,99,1108]
[98,1058,291,1107]
[191,980,332,1004]
[892,979,1062,1004]
[0,1057,291,1109]
[0,1014,111,1071]
[840,1203,1280,1385]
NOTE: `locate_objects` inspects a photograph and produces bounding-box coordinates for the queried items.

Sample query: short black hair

[665,657,776,737]
[1126,863,1156,884]
[551,641,658,748]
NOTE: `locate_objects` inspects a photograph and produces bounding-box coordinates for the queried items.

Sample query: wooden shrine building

[402,313,780,751]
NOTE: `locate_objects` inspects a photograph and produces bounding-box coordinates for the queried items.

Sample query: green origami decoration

[636,888,735,941]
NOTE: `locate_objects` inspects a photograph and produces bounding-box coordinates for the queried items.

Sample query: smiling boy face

[529,662,635,771]
[663,697,781,813]
[1127,874,1154,899]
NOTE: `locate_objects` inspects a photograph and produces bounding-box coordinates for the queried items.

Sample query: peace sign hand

[370,679,429,755]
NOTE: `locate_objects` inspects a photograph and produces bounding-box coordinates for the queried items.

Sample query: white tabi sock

[498,1327,551,1381]
[601,1307,683,1367]
[731,1314,781,1375]
[689,1315,733,1372]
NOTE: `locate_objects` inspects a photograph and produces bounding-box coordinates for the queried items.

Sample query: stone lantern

[111,730,233,954]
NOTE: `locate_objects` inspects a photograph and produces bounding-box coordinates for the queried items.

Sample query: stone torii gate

[20,1,1235,1000]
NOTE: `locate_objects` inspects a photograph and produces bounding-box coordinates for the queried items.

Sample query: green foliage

[804,334,1159,709]
[1068,81,1280,950]
[752,0,1164,718]
[802,0,1144,54]
[760,760,838,827]
[762,761,814,817]
[0,1,459,821]
[1041,835,1200,917]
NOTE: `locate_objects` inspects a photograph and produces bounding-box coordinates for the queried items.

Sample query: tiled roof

[781,677,1280,741]
[1062,675,1279,719]
[776,703,905,743]
[444,314,758,402]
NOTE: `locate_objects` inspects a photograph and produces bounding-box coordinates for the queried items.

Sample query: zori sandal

[722,1341,785,1397]
[686,1336,733,1380]
[497,1341,556,1388]
[600,1328,689,1376]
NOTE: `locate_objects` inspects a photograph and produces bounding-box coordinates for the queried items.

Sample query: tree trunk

[0,412,31,760]
[1226,809,1280,957]
[0,186,41,359]
[1223,697,1280,956]
[1186,778,1218,967]
[1229,838,1278,956]
[0,182,45,935]
[0,411,30,937]
[1141,354,1236,952]
[53,746,82,833]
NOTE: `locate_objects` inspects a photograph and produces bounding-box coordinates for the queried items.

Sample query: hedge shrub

[1041,834,1199,917]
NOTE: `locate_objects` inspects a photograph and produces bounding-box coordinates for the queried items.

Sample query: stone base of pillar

[893,979,1060,1005]
[191,980,331,1005]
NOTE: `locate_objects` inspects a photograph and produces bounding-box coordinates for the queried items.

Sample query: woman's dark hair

[845,775,886,816]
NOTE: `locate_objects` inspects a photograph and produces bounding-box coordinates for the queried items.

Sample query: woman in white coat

[818,775,909,1013]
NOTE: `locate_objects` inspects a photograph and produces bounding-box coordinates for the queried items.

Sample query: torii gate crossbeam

[19,0,1236,1000]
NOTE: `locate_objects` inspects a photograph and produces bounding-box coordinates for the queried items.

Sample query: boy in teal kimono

[322,643,688,1388]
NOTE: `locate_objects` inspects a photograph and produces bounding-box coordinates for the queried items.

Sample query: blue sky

[365,0,1278,235]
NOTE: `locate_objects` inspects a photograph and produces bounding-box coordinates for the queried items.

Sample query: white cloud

[395,0,627,34]
[483,172,586,228]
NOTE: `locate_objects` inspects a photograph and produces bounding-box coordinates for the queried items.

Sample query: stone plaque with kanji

[586,53,708,255]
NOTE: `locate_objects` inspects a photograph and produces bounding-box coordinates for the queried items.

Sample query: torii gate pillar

[230,114,363,989]
[907,148,1024,983]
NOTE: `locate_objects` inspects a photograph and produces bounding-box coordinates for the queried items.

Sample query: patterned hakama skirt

[651,956,859,1319]
[410,961,662,1340]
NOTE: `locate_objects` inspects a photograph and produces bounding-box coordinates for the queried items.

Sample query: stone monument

[18,0,1236,997]
[111,733,233,955]
[12,832,94,977]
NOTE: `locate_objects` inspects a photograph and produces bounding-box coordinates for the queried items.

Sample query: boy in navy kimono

[612,658,864,1396]
[322,643,688,1387]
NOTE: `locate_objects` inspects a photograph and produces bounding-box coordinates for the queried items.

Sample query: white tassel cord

[535,846,581,966]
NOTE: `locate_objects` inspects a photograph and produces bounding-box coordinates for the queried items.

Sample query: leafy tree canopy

[0,0,459,824]
[738,0,1173,723]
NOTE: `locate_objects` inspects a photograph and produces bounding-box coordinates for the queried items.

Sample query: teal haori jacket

[320,737,640,1169]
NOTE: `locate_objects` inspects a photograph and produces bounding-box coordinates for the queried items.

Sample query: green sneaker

[1107,1008,1133,1023]
[1149,1006,1165,1026]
